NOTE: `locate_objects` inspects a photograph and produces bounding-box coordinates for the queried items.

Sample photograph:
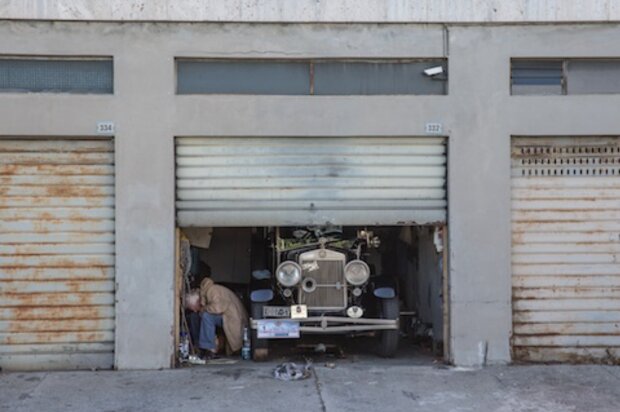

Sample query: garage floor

[262,335,440,366]
[2,353,620,412]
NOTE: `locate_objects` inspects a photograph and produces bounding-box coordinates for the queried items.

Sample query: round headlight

[344,260,370,286]
[276,261,302,287]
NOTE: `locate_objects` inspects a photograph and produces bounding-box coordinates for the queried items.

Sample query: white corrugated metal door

[176,137,446,227]
[512,136,620,363]
[0,138,115,370]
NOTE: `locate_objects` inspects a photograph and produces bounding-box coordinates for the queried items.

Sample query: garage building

[0,1,620,370]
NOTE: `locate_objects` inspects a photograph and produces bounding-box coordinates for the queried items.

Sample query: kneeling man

[186,278,248,359]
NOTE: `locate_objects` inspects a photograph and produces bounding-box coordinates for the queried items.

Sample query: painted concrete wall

[1,21,620,368]
[412,227,444,343]
[199,228,252,285]
[2,0,620,22]
[447,24,620,365]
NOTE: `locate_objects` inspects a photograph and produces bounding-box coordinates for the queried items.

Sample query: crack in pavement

[11,372,48,409]
[598,365,620,382]
[312,368,327,412]
[26,373,48,398]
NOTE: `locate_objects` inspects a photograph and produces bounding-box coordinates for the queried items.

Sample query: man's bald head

[185,290,201,312]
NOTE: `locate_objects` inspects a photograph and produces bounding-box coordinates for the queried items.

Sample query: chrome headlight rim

[344,260,370,286]
[276,261,302,287]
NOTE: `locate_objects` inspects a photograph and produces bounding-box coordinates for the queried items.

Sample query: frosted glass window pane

[314,61,446,95]
[0,58,113,93]
[177,60,310,95]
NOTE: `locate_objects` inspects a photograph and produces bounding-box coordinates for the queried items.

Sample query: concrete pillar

[447,27,512,365]
[114,44,176,369]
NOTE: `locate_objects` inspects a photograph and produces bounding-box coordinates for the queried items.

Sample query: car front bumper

[250,316,399,334]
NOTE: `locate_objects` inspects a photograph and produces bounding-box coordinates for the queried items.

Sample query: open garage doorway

[173,135,448,365]
[175,224,448,364]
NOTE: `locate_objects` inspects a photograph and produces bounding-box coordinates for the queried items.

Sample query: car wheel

[251,301,269,361]
[378,297,399,358]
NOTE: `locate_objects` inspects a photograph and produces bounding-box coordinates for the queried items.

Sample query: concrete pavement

[2,358,620,412]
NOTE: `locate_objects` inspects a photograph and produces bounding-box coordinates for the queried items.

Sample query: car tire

[378,297,399,358]
[251,301,269,361]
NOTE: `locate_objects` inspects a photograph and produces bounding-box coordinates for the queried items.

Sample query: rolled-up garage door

[176,137,446,227]
[0,138,115,371]
[512,136,620,362]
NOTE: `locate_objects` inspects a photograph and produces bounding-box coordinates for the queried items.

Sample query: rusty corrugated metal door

[0,138,115,370]
[512,136,620,363]
[176,137,447,227]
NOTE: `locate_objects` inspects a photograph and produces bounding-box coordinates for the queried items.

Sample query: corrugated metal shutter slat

[0,138,115,371]
[176,137,446,227]
[511,136,620,363]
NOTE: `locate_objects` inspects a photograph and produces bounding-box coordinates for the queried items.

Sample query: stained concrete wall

[2,0,620,23]
[1,21,620,368]
[198,228,252,285]
[411,227,444,343]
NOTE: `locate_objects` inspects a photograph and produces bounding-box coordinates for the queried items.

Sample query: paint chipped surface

[0,138,115,371]
[511,136,620,363]
[176,136,447,227]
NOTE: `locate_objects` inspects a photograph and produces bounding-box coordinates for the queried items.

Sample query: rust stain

[45,186,103,197]
[38,211,54,220]
[66,281,82,293]
[1,292,94,306]
[0,257,110,268]
[0,164,108,176]
[0,267,46,277]
[0,280,107,294]
[0,267,111,277]
[2,152,107,166]
[0,164,18,175]
[3,331,107,345]
[82,332,101,342]
[0,278,108,286]
[6,306,105,321]
[513,347,620,365]
[6,319,101,333]
[512,232,524,244]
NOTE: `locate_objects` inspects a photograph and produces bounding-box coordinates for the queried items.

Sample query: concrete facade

[2,0,620,23]
[1,20,620,369]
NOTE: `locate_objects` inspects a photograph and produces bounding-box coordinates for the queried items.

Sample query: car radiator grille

[299,259,346,310]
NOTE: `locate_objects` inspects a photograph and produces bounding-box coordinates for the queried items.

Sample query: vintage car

[249,227,399,360]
